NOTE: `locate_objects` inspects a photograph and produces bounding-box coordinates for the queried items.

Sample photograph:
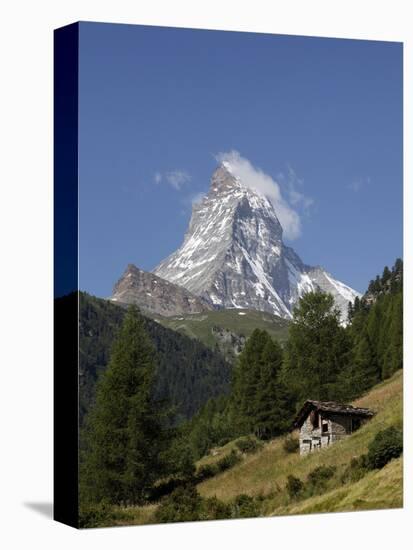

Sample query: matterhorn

[154,161,360,320]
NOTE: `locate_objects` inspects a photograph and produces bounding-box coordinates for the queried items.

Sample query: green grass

[197,370,403,512]
[152,308,290,353]
[109,504,158,526]
[272,457,402,515]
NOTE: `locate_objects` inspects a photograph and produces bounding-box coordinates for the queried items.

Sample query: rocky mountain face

[154,162,360,321]
[111,264,213,317]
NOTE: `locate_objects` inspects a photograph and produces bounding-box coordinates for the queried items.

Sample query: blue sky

[78,22,402,298]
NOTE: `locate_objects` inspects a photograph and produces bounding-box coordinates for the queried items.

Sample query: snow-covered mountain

[154,162,361,321]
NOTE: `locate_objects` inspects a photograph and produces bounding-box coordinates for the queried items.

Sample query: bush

[366,426,403,470]
[230,494,260,518]
[155,486,232,523]
[235,436,262,454]
[216,449,241,472]
[148,477,187,501]
[217,437,232,447]
[196,462,219,481]
[79,499,116,528]
[286,475,304,500]
[154,485,203,523]
[341,456,368,484]
[283,435,299,454]
[202,496,232,520]
[306,465,336,495]
[196,449,241,482]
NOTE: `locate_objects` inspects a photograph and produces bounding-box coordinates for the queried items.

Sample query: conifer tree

[345,257,403,394]
[282,291,350,404]
[231,329,268,433]
[80,306,169,505]
[385,292,403,377]
[381,265,391,286]
[230,329,293,438]
[373,275,382,294]
[254,338,292,438]
[352,327,381,393]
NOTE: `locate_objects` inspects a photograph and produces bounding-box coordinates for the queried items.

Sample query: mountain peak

[153,165,361,321]
[209,162,242,195]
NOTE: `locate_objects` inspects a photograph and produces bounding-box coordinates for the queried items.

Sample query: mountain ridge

[111,263,213,317]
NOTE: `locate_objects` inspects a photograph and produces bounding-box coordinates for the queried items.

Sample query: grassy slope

[153,308,290,349]
[108,371,402,526]
[273,457,402,515]
[197,370,403,512]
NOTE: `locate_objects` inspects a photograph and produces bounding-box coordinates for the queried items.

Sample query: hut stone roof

[293,400,375,428]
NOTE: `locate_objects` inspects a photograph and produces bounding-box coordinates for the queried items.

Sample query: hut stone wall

[295,400,374,455]
[299,412,363,455]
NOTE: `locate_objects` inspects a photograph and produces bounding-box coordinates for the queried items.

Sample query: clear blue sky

[78,22,402,298]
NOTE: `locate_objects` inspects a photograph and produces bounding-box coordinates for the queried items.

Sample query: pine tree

[385,292,403,377]
[231,329,268,433]
[390,258,403,293]
[352,328,381,393]
[345,257,403,394]
[282,291,351,404]
[373,275,382,294]
[254,338,292,438]
[80,306,169,505]
[229,329,294,439]
[381,265,391,286]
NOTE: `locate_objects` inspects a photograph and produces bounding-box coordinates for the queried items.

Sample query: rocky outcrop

[111,264,213,317]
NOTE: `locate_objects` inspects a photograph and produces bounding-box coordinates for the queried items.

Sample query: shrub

[235,436,262,454]
[202,496,232,520]
[283,435,299,454]
[230,494,260,518]
[216,449,241,472]
[154,485,203,523]
[217,437,231,447]
[155,486,232,523]
[196,462,219,481]
[286,475,304,500]
[148,477,186,501]
[306,465,336,495]
[366,426,403,470]
[79,499,115,528]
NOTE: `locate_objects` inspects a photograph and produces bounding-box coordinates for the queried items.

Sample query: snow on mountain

[154,162,361,321]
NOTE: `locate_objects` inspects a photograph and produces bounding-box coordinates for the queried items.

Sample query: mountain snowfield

[154,162,361,321]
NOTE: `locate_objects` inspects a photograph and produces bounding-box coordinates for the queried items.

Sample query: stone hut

[293,400,374,455]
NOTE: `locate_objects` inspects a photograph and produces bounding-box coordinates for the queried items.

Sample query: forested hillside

[344,258,403,395]
[183,259,403,459]
[79,293,231,424]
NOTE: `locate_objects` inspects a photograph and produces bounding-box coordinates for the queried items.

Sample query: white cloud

[215,150,311,240]
[153,170,191,190]
[165,170,191,190]
[277,165,314,213]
